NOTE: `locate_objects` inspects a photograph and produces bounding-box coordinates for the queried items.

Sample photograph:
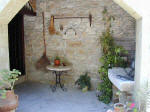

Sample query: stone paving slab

[15,82,111,112]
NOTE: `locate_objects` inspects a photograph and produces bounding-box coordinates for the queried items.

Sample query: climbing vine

[97,8,128,104]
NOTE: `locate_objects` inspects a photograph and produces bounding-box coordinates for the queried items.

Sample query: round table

[47,65,72,91]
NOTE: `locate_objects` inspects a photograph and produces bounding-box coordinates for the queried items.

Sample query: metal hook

[64,27,77,35]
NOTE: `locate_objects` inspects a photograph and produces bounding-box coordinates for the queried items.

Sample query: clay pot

[114,103,126,112]
[0,90,18,112]
[54,60,60,66]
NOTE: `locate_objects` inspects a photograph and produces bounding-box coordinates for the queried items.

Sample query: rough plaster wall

[24,0,136,89]
[0,0,29,24]
[0,24,9,70]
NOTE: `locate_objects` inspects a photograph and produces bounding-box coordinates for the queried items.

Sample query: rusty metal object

[89,13,92,27]
[29,0,36,12]
[54,13,92,27]
[60,24,63,31]
[49,15,56,35]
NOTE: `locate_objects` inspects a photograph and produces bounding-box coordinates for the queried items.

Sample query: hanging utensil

[36,12,50,70]
[49,15,56,35]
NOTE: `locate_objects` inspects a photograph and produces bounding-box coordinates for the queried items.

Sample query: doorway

[8,13,25,75]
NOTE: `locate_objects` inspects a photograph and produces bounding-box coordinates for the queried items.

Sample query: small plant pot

[0,90,18,112]
[54,60,60,66]
[114,103,126,112]
[82,86,88,92]
[6,90,15,99]
[126,108,133,112]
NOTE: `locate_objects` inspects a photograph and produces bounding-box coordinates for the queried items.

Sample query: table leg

[58,73,64,89]
[53,71,66,91]
[56,73,58,87]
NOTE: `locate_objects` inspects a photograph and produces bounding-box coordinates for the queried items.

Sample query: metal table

[47,65,72,92]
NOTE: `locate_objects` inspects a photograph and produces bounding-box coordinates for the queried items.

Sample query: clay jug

[0,90,18,112]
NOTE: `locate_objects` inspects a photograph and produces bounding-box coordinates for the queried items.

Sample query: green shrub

[55,56,60,60]
[0,69,21,98]
[97,7,128,104]
[75,72,91,91]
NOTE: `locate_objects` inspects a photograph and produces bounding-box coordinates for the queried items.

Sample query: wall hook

[64,27,77,35]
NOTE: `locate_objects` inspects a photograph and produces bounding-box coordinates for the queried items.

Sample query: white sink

[108,67,134,92]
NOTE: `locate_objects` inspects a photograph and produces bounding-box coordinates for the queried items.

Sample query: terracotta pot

[6,90,15,99]
[0,90,18,112]
[54,60,60,66]
[114,103,126,112]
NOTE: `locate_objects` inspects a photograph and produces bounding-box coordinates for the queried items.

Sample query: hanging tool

[53,13,92,27]
[36,12,50,70]
[49,15,56,35]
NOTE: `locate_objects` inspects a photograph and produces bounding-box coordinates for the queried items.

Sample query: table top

[47,65,72,72]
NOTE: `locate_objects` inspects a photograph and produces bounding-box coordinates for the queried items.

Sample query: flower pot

[126,108,133,112]
[0,90,18,112]
[54,60,60,66]
[6,90,15,99]
[82,86,88,92]
[114,103,126,112]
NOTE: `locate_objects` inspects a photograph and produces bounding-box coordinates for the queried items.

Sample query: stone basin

[108,67,134,92]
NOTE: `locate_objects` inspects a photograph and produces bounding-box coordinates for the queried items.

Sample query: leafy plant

[55,56,60,60]
[97,7,128,104]
[75,72,91,91]
[0,69,21,98]
[126,102,138,112]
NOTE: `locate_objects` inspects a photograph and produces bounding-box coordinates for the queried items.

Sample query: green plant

[75,72,91,91]
[0,69,21,98]
[97,7,128,104]
[126,102,138,112]
[55,56,60,60]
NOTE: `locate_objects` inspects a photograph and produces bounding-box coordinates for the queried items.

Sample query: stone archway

[0,0,29,24]
[113,0,150,111]
[0,0,150,111]
[0,0,29,70]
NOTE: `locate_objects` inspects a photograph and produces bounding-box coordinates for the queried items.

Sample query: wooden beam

[29,0,36,12]
[19,6,36,16]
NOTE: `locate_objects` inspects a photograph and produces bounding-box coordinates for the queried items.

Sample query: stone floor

[15,82,111,112]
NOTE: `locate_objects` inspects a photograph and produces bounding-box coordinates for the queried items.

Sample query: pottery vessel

[0,90,18,112]
[114,103,126,112]
[54,60,60,66]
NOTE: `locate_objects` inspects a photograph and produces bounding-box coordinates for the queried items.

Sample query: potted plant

[54,56,61,66]
[0,69,21,112]
[114,103,126,112]
[75,72,91,92]
[61,57,71,66]
[126,102,138,112]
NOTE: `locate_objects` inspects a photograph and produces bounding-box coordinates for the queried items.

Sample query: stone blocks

[24,0,136,89]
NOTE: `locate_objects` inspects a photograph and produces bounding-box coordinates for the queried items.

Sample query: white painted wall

[0,0,29,83]
[0,0,29,70]
[0,0,29,24]
[113,0,150,111]
[0,24,9,70]
[0,0,10,12]
[0,0,150,111]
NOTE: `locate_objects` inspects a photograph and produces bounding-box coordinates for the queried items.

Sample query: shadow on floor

[15,82,111,112]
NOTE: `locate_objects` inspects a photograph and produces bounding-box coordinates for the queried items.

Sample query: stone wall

[24,0,135,89]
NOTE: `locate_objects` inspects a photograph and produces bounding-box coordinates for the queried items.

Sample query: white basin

[108,67,134,92]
